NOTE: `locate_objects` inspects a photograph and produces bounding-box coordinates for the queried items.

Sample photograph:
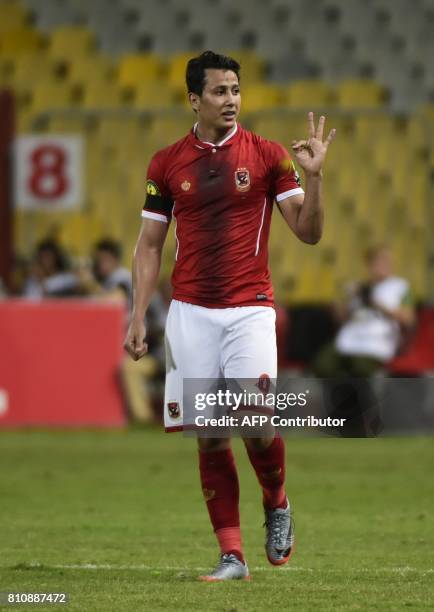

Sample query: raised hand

[291,112,336,175]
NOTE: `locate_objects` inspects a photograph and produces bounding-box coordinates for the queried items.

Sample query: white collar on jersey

[193,122,238,147]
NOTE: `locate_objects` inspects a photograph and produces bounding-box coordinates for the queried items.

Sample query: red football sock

[246,436,287,510]
[199,448,244,562]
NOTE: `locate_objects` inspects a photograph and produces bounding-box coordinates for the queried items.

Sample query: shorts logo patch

[235,167,250,192]
[181,180,191,191]
[146,179,161,196]
[203,488,215,502]
[167,401,180,419]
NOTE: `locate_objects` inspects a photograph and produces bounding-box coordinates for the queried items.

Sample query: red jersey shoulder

[146,132,191,197]
[238,128,292,169]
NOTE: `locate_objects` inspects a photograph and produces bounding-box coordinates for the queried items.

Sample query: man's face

[190,68,241,131]
[94,250,117,280]
[368,249,393,282]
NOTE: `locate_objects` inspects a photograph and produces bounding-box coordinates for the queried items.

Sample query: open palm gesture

[291,112,336,175]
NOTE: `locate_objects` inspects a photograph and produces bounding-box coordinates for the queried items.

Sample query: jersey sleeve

[267,141,304,203]
[142,153,174,223]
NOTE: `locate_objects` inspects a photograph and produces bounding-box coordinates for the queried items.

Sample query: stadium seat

[284,79,335,108]
[117,53,164,89]
[145,114,194,150]
[48,26,96,60]
[7,52,59,89]
[0,1,30,32]
[166,51,200,92]
[224,50,266,83]
[24,0,81,32]
[79,81,124,109]
[0,28,44,53]
[336,79,386,108]
[30,79,74,113]
[240,83,283,113]
[67,55,115,86]
[132,83,177,110]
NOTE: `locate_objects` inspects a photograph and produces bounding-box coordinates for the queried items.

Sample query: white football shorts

[164,299,277,431]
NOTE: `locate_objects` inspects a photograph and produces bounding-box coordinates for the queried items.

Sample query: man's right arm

[124,218,169,361]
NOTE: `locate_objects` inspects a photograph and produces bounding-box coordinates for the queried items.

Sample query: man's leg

[244,435,294,565]
[198,437,244,562]
[221,306,293,564]
[197,437,250,581]
[243,436,287,510]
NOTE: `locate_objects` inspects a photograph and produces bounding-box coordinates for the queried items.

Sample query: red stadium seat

[388,309,434,375]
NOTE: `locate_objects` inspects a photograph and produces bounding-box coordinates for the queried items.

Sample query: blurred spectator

[312,245,416,378]
[23,239,77,299]
[77,238,132,307]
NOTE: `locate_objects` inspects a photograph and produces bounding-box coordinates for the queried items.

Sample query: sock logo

[261,468,282,482]
[202,488,216,502]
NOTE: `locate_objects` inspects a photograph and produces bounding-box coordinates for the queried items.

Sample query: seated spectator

[23,239,77,299]
[313,245,416,378]
[77,238,132,307]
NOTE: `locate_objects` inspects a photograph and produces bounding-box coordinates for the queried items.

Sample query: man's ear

[189,92,200,113]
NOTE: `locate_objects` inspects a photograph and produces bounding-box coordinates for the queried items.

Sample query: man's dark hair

[36,239,68,271]
[95,238,122,260]
[186,50,240,95]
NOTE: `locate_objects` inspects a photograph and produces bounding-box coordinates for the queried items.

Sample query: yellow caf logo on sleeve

[146,179,161,196]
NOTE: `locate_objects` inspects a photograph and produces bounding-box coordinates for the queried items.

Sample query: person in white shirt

[313,245,416,378]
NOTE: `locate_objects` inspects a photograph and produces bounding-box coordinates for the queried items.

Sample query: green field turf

[0,429,433,611]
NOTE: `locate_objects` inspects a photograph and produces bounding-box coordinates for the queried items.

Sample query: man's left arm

[277,112,336,245]
[373,289,417,328]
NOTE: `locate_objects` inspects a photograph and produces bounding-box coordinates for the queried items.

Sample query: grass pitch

[0,429,433,611]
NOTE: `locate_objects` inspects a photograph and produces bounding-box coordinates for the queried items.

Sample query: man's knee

[198,437,231,453]
[243,436,274,452]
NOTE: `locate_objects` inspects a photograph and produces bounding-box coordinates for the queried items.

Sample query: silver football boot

[264,498,295,565]
[198,553,250,582]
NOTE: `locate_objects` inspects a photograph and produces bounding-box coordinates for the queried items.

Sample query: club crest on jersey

[167,401,180,419]
[235,167,250,192]
[181,180,191,191]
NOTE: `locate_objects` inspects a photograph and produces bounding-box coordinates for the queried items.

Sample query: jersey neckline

[190,122,239,149]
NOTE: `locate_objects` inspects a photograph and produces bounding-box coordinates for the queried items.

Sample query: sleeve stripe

[141,210,169,223]
[275,187,305,202]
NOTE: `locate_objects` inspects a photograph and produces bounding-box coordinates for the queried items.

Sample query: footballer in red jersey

[124,51,336,581]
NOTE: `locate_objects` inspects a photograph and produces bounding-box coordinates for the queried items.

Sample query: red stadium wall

[0,300,126,427]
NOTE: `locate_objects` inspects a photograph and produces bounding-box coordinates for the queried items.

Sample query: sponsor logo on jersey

[181,180,191,191]
[235,167,250,191]
[167,401,180,419]
[146,179,161,196]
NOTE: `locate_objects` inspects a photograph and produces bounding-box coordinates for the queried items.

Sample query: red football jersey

[142,122,304,308]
